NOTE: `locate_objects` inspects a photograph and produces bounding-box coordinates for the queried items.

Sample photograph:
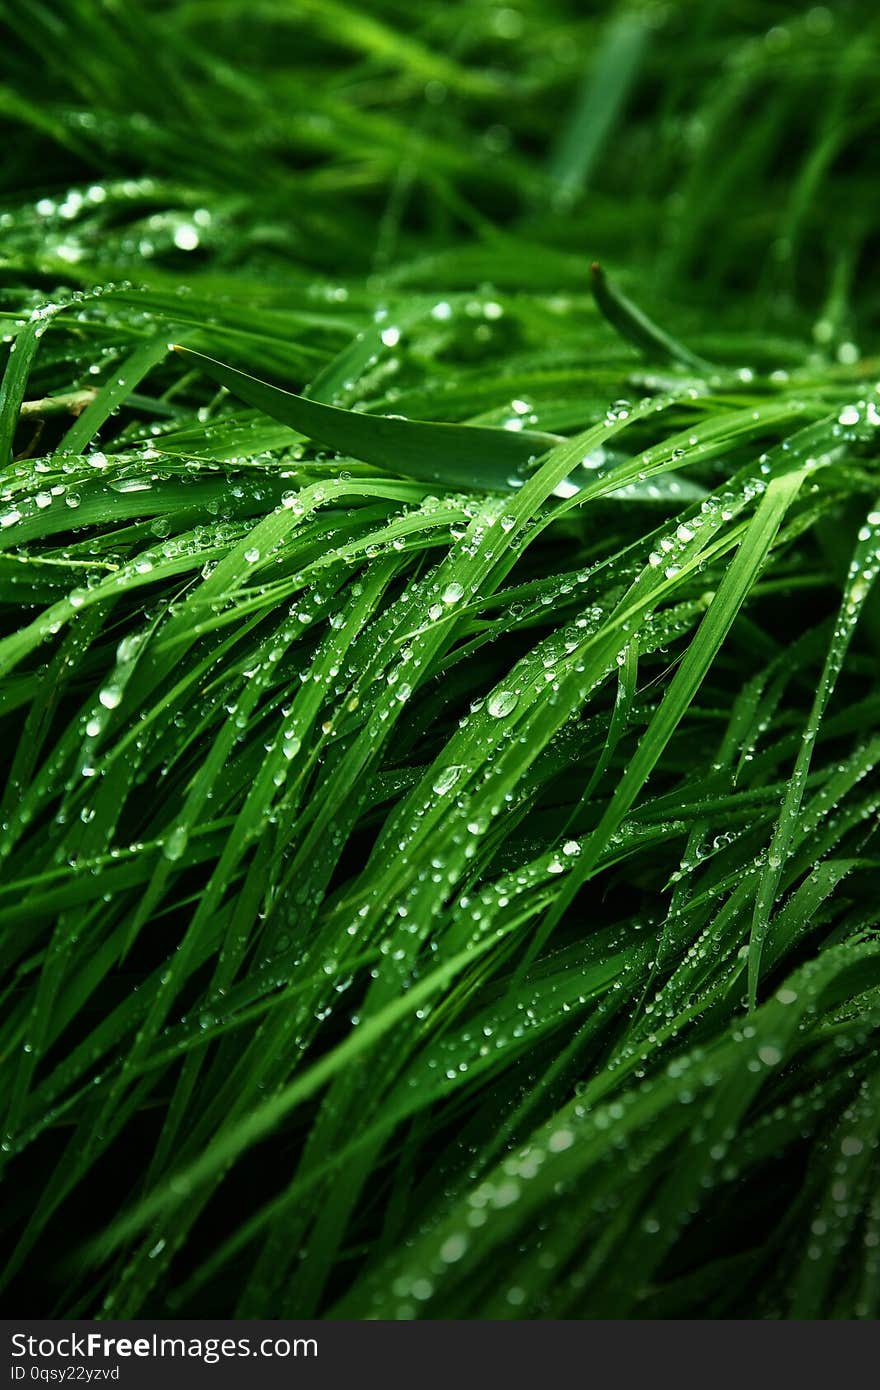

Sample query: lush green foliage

[1,0,879,1319]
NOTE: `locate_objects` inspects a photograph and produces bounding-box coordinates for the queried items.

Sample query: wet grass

[1,0,879,1318]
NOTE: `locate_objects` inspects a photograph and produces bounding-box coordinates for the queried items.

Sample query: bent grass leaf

[173,346,561,491]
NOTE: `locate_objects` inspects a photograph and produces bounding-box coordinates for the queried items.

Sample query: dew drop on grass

[98,684,122,710]
[116,632,144,663]
[488,690,518,718]
[173,224,200,251]
[282,733,301,760]
[163,826,188,861]
[554,478,579,499]
[111,477,152,493]
[442,582,464,604]
[491,1180,520,1208]
[440,1233,468,1263]
[433,765,464,795]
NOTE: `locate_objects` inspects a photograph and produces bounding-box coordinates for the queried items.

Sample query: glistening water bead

[487,690,518,718]
[433,765,464,795]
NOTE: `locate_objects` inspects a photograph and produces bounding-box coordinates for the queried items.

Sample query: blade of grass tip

[172,346,561,492]
[581,634,638,802]
[549,9,649,205]
[748,497,880,1007]
[527,468,807,966]
[590,262,715,373]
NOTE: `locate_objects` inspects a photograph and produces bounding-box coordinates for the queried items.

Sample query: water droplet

[487,689,518,718]
[433,765,464,796]
[282,734,301,760]
[163,826,188,861]
[440,1233,468,1263]
[173,224,200,251]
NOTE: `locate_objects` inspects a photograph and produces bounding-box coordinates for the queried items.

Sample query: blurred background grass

[1,0,877,336]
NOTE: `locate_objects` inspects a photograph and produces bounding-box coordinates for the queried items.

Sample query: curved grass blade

[532,467,807,957]
[0,317,45,469]
[590,262,715,373]
[59,334,171,455]
[173,346,561,491]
